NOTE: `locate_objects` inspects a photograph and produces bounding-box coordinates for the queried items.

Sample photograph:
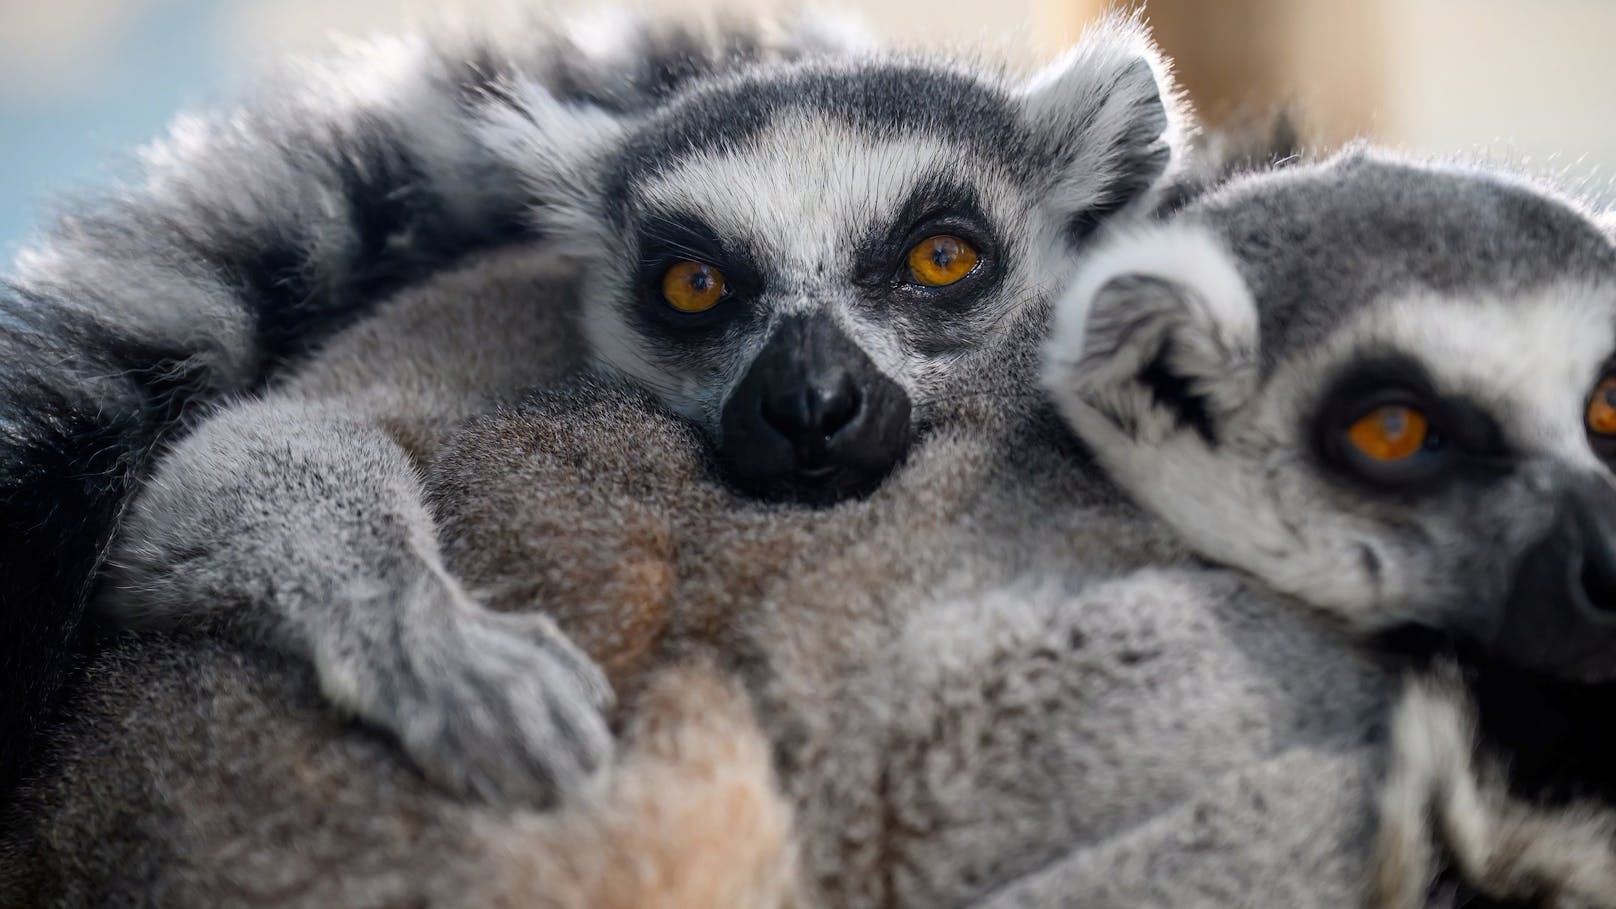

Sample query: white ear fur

[472,78,626,249]
[1042,223,1258,441]
[1017,13,1188,227]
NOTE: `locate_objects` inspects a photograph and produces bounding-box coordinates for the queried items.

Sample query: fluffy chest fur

[428,377,1395,907]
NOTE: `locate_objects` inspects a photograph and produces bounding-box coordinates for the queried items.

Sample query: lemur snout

[1492,474,1616,682]
[720,313,912,505]
[760,368,862,450]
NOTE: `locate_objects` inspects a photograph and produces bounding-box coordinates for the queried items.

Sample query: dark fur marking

[1138,349,1217,444]
[0,292,204,800]
[1375,626,1616,807]
[0,98,536,802]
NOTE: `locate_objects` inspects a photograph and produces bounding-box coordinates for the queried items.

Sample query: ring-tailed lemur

[83,14,1185,803]
[0,10,872,798]
[1045,146,1616,907]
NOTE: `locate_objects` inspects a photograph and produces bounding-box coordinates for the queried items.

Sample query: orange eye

[1589,375,1616,437]
[1347,404,1430,461]
[662,261,726,313]
[906,235,979,287]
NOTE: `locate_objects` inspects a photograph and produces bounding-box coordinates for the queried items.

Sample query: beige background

[3,0,1616,245]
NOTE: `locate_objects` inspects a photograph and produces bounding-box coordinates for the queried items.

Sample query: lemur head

[1046,148,1616,683]
[478,16,1184,504]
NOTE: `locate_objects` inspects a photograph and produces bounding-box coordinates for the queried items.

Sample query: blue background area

[0,0,233,257]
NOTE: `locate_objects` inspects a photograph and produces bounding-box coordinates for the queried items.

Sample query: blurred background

[3,0,1615,254]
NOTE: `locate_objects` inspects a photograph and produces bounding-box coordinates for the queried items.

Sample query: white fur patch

[1043,221,1256,429]
[634,118,1019,280]
[473,78,627,247]
[1019,11,1188,219]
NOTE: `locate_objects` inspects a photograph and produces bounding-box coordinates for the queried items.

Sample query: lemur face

[1046,150,1616,683]
[479,17,1181,504]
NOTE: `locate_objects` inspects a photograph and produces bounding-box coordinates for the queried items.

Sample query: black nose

[1493,474,1616,682]
[760,372,863,454]
[719,313,912,504]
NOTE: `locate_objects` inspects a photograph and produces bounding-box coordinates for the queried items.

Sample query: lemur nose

[760,373,863,450]
[718,312,913,505]
[1491,473,1616,682]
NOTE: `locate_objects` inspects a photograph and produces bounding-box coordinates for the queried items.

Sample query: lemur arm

[99,397,615,803]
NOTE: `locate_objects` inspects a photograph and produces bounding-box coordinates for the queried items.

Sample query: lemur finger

[482,608,616,711]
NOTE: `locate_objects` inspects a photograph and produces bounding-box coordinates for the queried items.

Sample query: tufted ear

[471,77,628,254]
[1043,223,1258,445]
[1016,13,1189,244]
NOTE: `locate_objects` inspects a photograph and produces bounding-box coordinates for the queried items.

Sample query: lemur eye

[906,235,979,287]
[1587,375,1616,436]
[1346,404,1431,461]
[662,261,726,313]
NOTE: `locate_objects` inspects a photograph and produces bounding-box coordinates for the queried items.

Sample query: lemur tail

[0,12,867,799]
[0,37,536,798]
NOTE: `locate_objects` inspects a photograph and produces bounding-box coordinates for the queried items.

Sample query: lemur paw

[316,577,615,806]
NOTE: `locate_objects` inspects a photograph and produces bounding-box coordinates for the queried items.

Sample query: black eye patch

[1312,354,1508,492]
[636,214,731,274]
[631,212,764,332]
[850,176,1005,306]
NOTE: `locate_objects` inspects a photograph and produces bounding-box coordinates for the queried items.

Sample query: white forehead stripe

[633,116,1019,274]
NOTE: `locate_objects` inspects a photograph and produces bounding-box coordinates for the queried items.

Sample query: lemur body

[1047,147,1616,907]
[84,14,1186,803]
[4,156,1399,909]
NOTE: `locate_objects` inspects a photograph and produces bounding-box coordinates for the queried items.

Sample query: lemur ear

[1016,14,1188,244]
[472,79,627,253]
[1043,224,1258,445]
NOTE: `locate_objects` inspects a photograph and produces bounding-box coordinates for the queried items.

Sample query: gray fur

[92,14,1186,804]
[1047,146,1616,632]
[100,251,616,803]
[1200,150,1616,375]
[5,338,1394,907]
[3,633,801,909]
